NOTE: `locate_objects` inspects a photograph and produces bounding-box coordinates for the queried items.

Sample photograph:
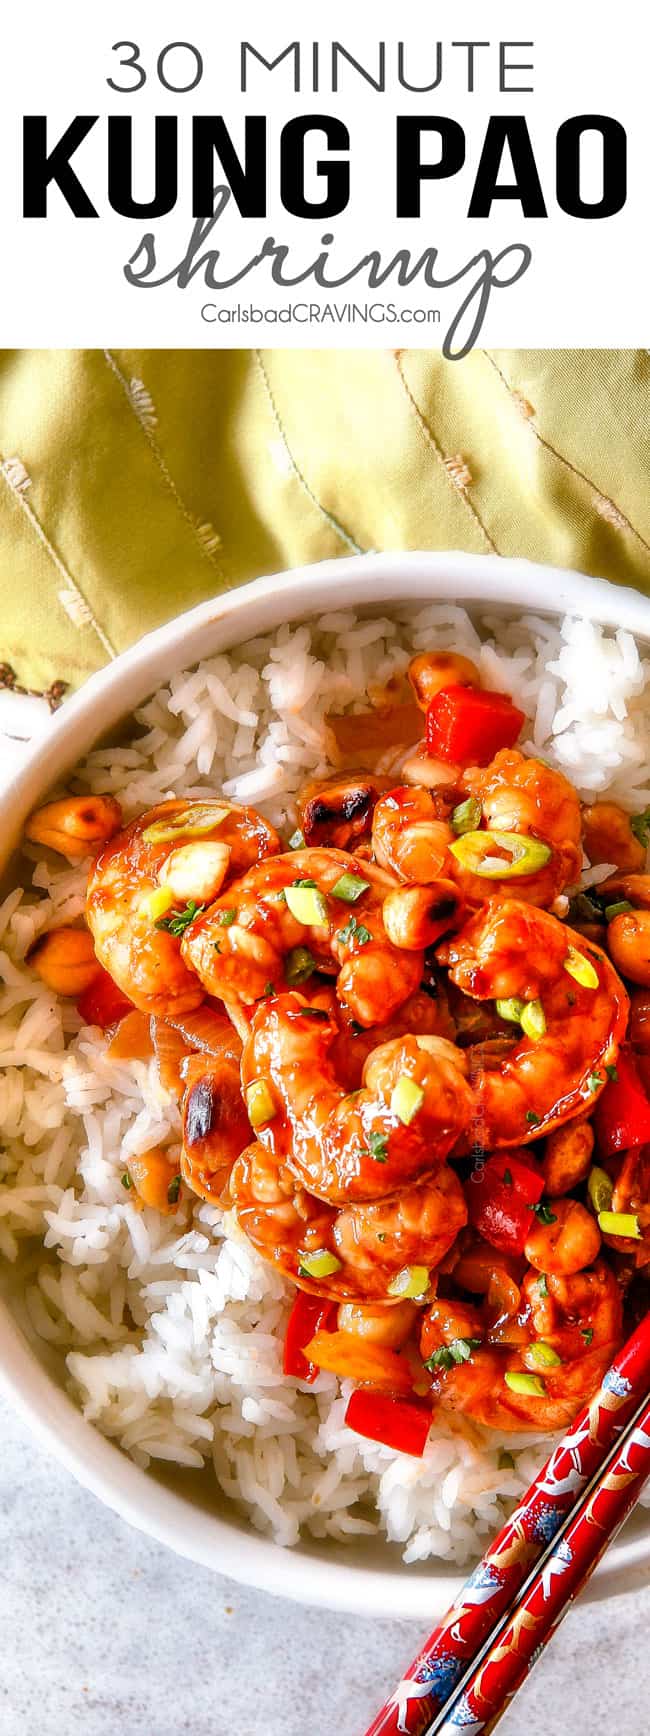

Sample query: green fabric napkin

[1,347,649,697]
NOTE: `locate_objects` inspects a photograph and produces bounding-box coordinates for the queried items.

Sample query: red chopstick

[429,1386,650,1734]
[363,1312,650,1736]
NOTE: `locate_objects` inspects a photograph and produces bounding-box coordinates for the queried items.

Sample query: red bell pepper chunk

[283,1292,337,1383]
[425,684,525,766]
[467,1153,545,1256]
[593,1048,650,1158]
[345,1390,432,1457]
[77,966,133,1030]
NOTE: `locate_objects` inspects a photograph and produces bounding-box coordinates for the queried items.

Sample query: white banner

[0,0,647,352]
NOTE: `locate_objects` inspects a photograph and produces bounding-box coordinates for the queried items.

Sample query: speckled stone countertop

[2,1394,649,1736]
[2,709,650,1735]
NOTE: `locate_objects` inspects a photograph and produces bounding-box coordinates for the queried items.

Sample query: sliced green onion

[143,803,230,843]
[504,1371,546,1397]
[288,827,305,850]
[387,1264,430,1300]
[581,1327,594,1346]
[520,999,546,1042]
[167,1174,181,1206]
[526,1110,541,1126]
[331,871,370,903]
[530,1202,557,1225]
[449,829,551,880]
[588,1071,604,1093]
[604,900,633,921]
[245,1079,276,1128]
[285,884,328,926]
[528,1341,562,1369]
[496,996,526,1025]
[390,1075,425,1125]
[563,946,599,990]
[587,1166,613,1214]
[120,1171,132,1190]
[451,796,482,836]
[285,946,316,985]
[537,1273,549,1296]
[140,885,176,922]
[598,1210,642,1239]
[297,1249,342,1278]
[215,907,237,927]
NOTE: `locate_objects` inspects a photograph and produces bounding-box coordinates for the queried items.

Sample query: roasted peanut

[27,926,98,996]
[408,651,480,711]
[542,1118,595,1197]
[25,794,122,859]
[582,802,645,873]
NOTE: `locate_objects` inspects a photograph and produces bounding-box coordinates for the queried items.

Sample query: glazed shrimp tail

[438,899,629,1147]
[182,848,423,1027]
[86,798,280,1016]
[240,990,473,1206]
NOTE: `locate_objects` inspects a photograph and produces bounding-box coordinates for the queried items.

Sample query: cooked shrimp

[438,899,629,1147]
[421,1260,622,1431]
[457,749,582,907]
[542,1118,594,1197]
[524,1198,601,1275]
[332,1166,468,1281]
[330,985,455,1093]
[240,991,473,1206]
[182,848,423,1027]
[298,774,387,850]
[86,798,279,1016]
[230,1140,466,1301]
[582,801,645,874]
[372,786,455,884]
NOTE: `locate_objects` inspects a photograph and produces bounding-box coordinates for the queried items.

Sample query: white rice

[2,601,650,1563]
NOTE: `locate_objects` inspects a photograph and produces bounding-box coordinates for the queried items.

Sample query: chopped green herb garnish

[338,914,372,947]
[121,1172,132,1190]
[331,871,370,904]
[293,877,318,889]
[424,1337,482,1372]
[499,1450,515,1470]
[367,1131,389,1164]
[213,940,221,953]
[631,806,650,847]
[155,899,205,936]
[167,1175,181,1205]
[581,1326,594,1346]
[300,1007,329,1020]
[503,1168,513,1187]
[530,1202,557,1224]
[537,1273,549,1297]
[526,1110,541,1126]
[215,907,237,926]
[606,1063,619,1082]
[377,1232,387,1243]
[288,828,305,850]
[604,901,632,921]
[588,1071,604,1093]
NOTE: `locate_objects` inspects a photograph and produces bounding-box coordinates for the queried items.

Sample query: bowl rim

[3,547,650,1618]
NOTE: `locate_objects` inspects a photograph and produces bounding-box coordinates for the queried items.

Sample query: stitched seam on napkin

[394,353,498,555]
[484,352,650,558]
[103,350,226,577]
[0,457,117,661]
[254,350,366,555]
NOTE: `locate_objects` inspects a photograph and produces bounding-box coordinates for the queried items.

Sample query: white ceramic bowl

[2,550,650,1617]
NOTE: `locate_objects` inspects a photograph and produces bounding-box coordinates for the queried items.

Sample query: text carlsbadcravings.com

[20,34,629,358]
